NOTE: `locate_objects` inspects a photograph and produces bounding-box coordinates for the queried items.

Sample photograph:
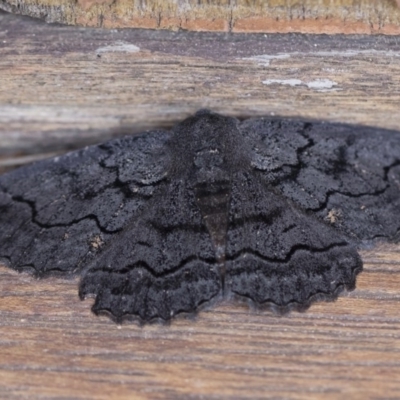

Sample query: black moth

[0,110,399,322]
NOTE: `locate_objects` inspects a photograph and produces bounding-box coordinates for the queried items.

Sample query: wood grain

[0,0,400,34]
[0,10,400,399]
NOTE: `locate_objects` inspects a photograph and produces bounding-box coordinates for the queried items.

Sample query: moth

[0,110,399,322]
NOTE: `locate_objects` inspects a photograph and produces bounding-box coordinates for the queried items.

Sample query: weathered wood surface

[0,10,400,399]
[1,0,400,34]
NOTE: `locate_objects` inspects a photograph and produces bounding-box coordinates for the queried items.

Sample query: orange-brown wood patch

[0,0,400,33]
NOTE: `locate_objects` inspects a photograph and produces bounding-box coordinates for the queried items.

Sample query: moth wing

[0,130,170,276]
[225,171,362,309]
[240,118,400,242]
[79,179,221,321]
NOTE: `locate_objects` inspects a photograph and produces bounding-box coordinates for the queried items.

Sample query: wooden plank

[0,0,400,34]
[0,10,400,399]
[1,247,400,400]
[2,11,400,168]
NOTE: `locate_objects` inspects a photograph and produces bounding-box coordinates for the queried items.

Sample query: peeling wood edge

[1,0,400,34]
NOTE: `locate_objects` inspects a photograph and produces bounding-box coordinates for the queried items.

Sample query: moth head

[174,110,242,156]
